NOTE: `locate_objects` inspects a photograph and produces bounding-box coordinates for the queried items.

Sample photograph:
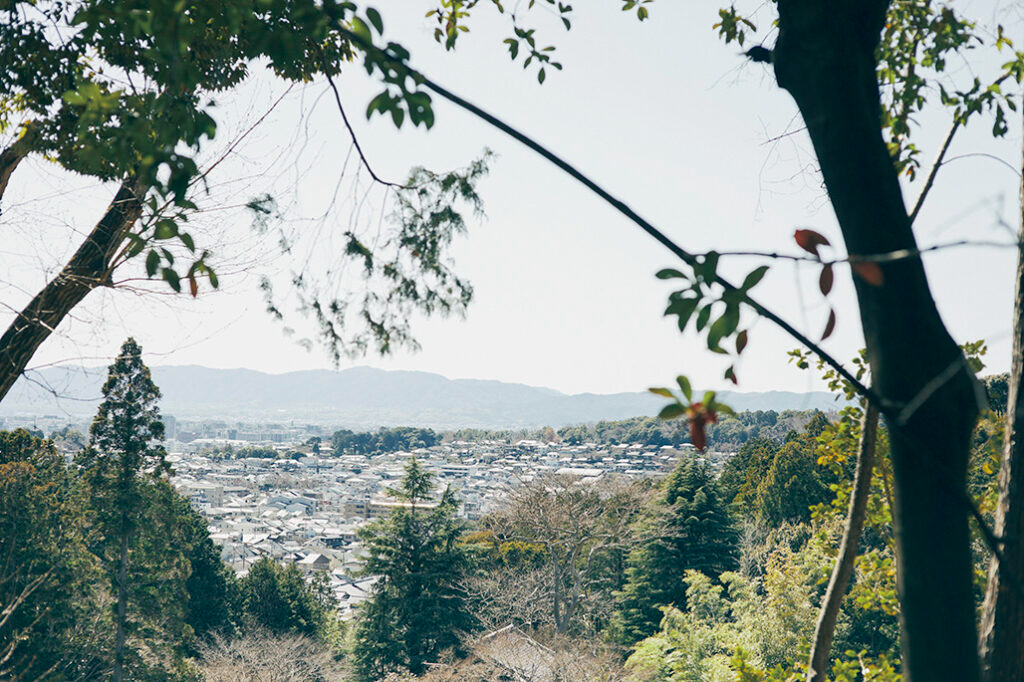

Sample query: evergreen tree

[351,458,472,680]
[239,558,334,639]
[172,492,238,645]
[754,433,835,528]
[0,429,104,680]
[77,338,184,681]
[612,457,739,644]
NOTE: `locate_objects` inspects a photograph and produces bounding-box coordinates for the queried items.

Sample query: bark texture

[114,532,129,682]
[0,179,143,402]
[979,110,1024,682]
[807,403,879,681]
[773,2,980,680]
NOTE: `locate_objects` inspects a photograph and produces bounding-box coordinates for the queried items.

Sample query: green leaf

[658,403,686,420]
[162,268,181,292]
[701,251,719,281]
[696,304,712,331]
[666,297,699,332]
[656,268,686,279]
[153,219,177,240]
[741,265,769,291]
[703,390,716,406]
[365,7,384,34]
[145,250,160,277]
[351,16,372,44]
[676,375,693,401]
[649,387,674,398]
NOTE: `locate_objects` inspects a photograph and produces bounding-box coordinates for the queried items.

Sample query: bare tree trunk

[807,403,879,681]
[114,532,129,682]
[0,178,143,402]
[979,105,1024,682]
[773,2,981,680]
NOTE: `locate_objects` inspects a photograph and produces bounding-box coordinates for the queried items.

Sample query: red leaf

[794,229,831,258]
[822,308,837,340]
[725,365,739,385]
[819,264,834,296]
[188,274,198,298]
[735,330,748,354]
[852,261,884,286]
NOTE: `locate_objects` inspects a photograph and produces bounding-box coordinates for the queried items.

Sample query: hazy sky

[2,2,1021,396]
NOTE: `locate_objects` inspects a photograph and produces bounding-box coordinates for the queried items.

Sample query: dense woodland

[0,339,1011,680]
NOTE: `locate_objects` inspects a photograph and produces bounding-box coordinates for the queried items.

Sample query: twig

[910,120,960,224]
[712,238,1019,265]
[322,67,411,190]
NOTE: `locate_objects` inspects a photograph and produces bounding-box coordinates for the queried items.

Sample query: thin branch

[322,67,411,190]
[712,238,1019,265]
[942,153,1022,178]
[910,120,960,224]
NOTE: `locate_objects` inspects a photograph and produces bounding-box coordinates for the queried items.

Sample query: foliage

[332,426,441,455]
[238,558,336,642]
[612,457,739,645]
[351,459,472,679]
[0,429,104,681]
[76,338,193,678]
[172,493,239,646]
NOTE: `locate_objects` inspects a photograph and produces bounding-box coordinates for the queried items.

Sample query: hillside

[0,365,843,428]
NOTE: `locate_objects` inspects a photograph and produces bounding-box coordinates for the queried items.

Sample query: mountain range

[0,365,842,429]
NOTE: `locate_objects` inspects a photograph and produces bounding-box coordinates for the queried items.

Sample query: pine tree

[612,457,739,644]
[351,458,473,679]
[77,338,183,681]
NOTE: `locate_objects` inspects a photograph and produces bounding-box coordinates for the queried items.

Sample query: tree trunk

[979,106,1024,682]
[0,131,32,203]
[773,2,981,680]
[0,179,143,402]
[114,531,129,682]
[807,403,878,681]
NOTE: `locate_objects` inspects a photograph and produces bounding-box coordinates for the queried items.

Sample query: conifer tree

[77,338,182,681]
[351,458,472,680]
[612,457,739,644]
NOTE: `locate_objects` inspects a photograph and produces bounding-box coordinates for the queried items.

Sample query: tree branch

[0,127,34,206]
[909,120,959,224]
[807,403,878,681]
[323,67,410,190]
[0,178,145,402]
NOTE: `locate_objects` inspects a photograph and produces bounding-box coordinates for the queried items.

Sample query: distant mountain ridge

[0,365,843,429]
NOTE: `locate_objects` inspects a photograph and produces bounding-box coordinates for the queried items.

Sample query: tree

[483,474,650,636]
[0,429,104,681]
[612,456,739,645]
[76,337,183,682]
[351,458,472,680]
[0,0,489,403]
[238,558,335,640]
[173,491,238,645]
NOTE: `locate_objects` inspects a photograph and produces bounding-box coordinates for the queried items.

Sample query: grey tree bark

[979,105,1024,682]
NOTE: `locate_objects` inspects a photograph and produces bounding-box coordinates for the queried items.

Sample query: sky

[1,1,1022,397]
